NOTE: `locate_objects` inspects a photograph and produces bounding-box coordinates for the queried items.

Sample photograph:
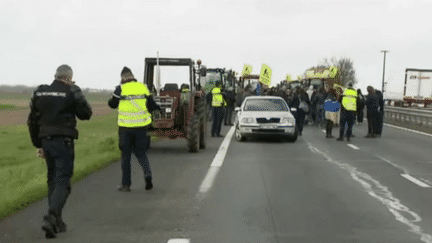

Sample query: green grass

[0,104,18,110]
[0,112,121,220]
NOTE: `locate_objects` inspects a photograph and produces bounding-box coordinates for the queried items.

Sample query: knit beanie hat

[121,67,136,83]
[55,64,74,85]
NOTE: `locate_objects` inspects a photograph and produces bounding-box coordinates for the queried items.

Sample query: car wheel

[235,125,246,142]
[286,128,298,142]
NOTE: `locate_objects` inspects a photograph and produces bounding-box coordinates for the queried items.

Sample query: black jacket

[28,80,93,148]
[108,81,161,129]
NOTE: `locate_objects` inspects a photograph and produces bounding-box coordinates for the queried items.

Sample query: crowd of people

[231,82,384,140]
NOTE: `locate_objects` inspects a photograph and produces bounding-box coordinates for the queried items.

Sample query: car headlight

[282,117,296,126]
[242,117,254,123]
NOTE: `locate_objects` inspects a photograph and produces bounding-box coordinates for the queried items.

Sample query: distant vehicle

[234,96,298,142]
[403,68,432,107]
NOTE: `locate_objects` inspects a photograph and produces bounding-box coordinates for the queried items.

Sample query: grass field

[0,112,121,220]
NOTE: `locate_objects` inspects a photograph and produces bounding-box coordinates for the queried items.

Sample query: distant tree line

[0,85,111,95]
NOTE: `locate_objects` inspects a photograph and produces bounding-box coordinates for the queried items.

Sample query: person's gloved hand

[37,148,45,159]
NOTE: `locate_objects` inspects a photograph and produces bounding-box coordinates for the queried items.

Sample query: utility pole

[381,50,389,94]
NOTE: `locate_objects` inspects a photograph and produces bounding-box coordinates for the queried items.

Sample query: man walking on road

[224,86,236,126]
[375,89,384,137]
[210,81,227,137]
[108,67,161,192]
[365,86,380,138]
[337,83,358,142]
[28,64,93,239]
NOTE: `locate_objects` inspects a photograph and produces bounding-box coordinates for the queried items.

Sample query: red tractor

[144,57,207,152]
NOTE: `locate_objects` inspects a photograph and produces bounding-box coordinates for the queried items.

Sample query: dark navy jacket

[28,80,93,148]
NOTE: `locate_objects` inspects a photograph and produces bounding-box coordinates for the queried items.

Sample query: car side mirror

[234,107,241,112]
[290,107,297,112]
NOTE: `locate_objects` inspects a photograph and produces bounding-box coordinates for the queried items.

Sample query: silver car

[234,96,298,142]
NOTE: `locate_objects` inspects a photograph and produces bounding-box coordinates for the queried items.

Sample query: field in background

[0,112,120,220]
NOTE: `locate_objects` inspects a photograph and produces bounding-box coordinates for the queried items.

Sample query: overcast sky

[1,0,431,98]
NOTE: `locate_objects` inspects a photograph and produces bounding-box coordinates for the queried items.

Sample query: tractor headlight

[242,117,254,123]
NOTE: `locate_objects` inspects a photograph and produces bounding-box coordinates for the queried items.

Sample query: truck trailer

[404,68,432,107]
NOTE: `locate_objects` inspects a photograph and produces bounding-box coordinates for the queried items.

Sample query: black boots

[145,176,153,190]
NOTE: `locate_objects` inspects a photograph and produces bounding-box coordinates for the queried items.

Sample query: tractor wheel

[198,98,206,149]
[187,114,199,153]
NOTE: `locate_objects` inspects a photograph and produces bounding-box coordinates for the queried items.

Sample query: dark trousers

[376,111,384,135]
[42,136,74,219]
[326,119,334,136]
[296,109,306,133]
[119,129,152,186]
[211,107,224,136]
[367,111,380,135]
[357,108,364,123]
[315,104,325,126]
[339,110,356,138]
[224,106,234,125]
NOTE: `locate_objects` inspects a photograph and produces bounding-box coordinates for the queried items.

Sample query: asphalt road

[1,119,432,243]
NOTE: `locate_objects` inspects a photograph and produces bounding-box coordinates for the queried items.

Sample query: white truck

[404,68,432,107]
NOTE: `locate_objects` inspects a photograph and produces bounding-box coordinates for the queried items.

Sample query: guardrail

[383,106,432,134]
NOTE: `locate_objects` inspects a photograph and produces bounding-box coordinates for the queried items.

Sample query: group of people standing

[232,82,384,140]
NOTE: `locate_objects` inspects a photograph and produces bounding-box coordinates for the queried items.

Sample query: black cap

[121,66,136,83]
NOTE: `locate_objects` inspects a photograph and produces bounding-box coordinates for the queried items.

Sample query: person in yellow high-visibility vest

[337,82,359,142]
[210,81,227,137]
[108,67,161,192]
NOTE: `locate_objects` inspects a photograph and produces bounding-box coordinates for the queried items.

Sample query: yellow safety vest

[341,88,357,111]
[212,87,224,107]
[118,82,152,127]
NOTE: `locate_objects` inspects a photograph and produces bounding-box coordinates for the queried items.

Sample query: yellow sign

[259,64,272,86]
[242,64,252,77]
[286,75,292,82]
[322,70,330,78]
[306,70,315,78]
[329,66,338,78]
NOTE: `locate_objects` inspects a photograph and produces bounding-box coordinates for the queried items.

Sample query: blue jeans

[42,136,74,219]
[119,129,152,186]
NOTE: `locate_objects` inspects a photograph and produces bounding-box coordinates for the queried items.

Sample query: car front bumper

[238,124,296,137]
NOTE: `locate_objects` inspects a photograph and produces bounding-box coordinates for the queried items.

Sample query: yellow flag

[329,66,338,78]
[286,75,292,82]
[242,64,252,77]
[259,64,272,86]
[322,70,330,78]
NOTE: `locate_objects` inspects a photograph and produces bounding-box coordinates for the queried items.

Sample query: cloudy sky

[1,0,431,98]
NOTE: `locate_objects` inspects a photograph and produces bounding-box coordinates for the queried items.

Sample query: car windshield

[244,99,288,111]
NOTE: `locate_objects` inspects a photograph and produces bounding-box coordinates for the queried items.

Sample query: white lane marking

[401,174,432,188]
[377,155,432,188]
[376,155,409,174]
[347,144,360,150]
[198,166,220,194]
[167,239,191,243]
[197,127,235,197]
[307,142,432,242]
[384,123,432,137]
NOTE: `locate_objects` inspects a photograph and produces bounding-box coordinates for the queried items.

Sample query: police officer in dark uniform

[28,64,93,239]
[108,67,161,192]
